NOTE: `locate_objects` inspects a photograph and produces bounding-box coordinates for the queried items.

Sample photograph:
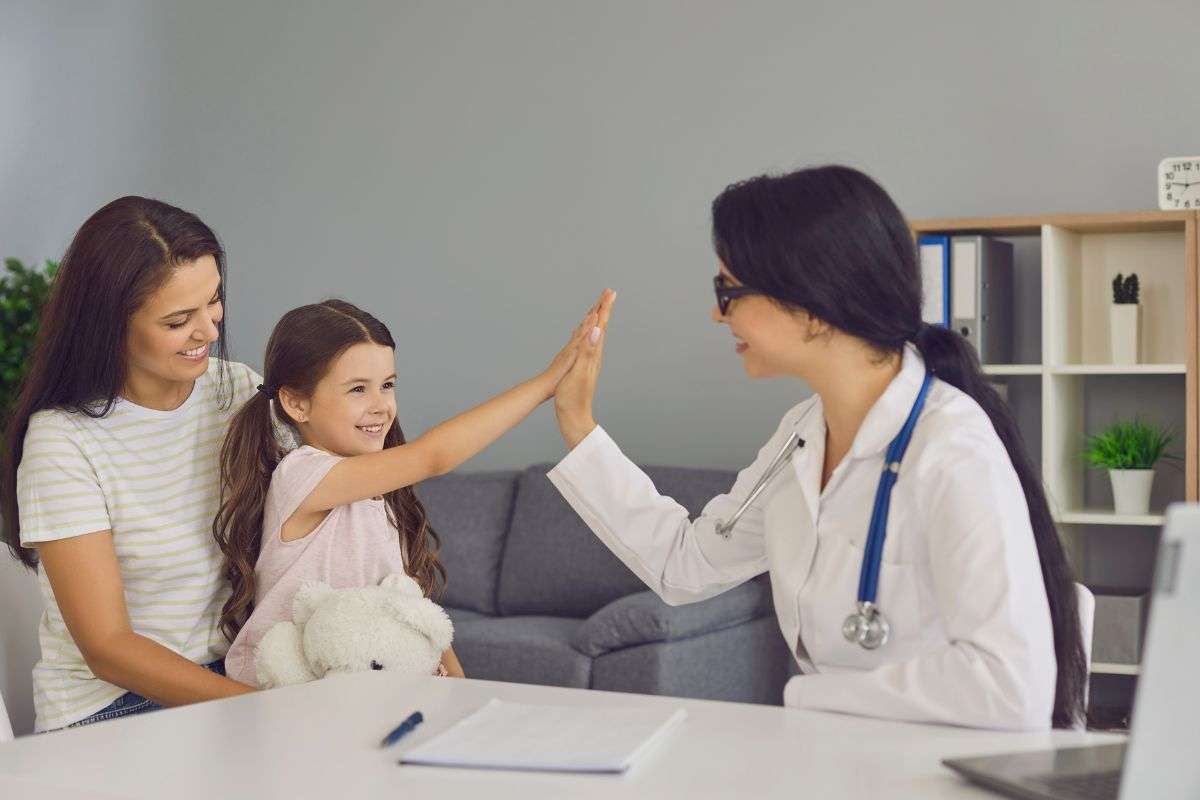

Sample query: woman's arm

[440,647,465,678]
[549,414,802,605]
[548,289,791,605]
[38,532,256,705]
[295,297,607,516]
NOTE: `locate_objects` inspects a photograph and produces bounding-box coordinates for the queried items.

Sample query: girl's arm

[296,298,606,515]
[38,532,257,707]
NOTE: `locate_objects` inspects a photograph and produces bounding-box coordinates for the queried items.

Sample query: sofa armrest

[572,574,774,657]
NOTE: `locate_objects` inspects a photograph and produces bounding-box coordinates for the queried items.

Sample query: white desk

[0,674,1122,799]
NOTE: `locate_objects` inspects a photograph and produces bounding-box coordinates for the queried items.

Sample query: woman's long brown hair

[213,299,446,642]
[2,196,230,568]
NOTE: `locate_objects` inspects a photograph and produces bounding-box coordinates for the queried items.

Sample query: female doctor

[550,165,1086,731]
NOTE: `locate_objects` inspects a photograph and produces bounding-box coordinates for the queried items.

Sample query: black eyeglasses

[713,275,761,316]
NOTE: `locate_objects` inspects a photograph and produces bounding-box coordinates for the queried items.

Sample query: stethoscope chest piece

[842,600,890,650]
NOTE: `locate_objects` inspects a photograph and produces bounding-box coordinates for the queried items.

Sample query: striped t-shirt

[17,359,260,731]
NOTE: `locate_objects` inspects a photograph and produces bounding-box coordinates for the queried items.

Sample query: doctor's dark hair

[212,299,445,643]
[712,165,1086,729]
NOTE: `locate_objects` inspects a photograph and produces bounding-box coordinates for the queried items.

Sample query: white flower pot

[1110,304,1140,364]
[1109,469,1155,515]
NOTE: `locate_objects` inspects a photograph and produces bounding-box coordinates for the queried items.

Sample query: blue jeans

[68,660,226,728]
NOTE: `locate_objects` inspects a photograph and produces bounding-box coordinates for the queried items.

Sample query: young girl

[216,297,602,685]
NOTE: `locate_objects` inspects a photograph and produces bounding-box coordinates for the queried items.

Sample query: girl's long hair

[213,299,445,642]
[3,197,230,568]
[711,165,1086,728]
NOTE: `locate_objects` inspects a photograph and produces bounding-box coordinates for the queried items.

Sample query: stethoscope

[714,371,935,651]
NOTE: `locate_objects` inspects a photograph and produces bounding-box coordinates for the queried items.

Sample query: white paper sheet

[399,698,687,773]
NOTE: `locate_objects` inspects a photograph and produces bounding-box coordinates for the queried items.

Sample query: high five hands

[546,288,616,450]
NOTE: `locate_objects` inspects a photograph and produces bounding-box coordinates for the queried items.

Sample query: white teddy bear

[255,573,454,688]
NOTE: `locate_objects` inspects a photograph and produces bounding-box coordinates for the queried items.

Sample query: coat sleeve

[547,405,811,606]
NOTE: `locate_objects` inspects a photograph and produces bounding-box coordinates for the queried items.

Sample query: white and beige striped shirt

[17,359,259,731]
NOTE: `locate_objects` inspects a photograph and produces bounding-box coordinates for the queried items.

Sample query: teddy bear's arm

[255,621,318,688]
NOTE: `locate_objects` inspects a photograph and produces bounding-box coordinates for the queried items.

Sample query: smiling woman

[549,165,1086,731]
[0,197,262,731]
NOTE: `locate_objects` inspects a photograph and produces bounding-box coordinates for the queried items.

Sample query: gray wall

[2,0,1198,736]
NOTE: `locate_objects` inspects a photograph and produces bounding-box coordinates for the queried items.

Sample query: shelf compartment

[1043,373,1186,520]
[1043,223,1189,367]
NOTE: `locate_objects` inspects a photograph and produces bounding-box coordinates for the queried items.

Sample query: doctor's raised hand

[554,288,616,449]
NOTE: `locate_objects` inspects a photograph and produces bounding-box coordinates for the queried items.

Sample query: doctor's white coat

[548,346,1057,731]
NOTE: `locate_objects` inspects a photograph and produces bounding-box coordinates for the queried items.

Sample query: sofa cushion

[415,470,517,615]
[572,575,775,657]
[590,615,793,704]
[496,463,737,618]
[446,607,487,625]
[450,615,591,689]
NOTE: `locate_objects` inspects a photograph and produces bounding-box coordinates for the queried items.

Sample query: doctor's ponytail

[712,165,1087,729]
[910,321,1087,728]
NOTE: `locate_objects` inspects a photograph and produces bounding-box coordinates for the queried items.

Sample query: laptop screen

[1119,503,1200,797]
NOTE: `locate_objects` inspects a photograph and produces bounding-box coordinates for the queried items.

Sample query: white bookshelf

[913,211,1198,694]
[916,211,1196,513]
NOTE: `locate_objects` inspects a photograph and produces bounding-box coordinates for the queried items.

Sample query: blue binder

[917,234,951,327]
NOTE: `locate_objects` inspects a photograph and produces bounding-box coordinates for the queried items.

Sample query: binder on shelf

[918,234,951,326]
[950,235,1014,364]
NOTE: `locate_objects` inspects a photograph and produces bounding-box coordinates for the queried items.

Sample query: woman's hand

[536,290,610,398]
[439,647,465,678]
[555,289,616,449]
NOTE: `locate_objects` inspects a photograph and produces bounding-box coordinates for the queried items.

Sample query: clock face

[1159,156,1200,210]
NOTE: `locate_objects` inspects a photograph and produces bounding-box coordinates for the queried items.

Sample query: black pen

[380,711,424,748]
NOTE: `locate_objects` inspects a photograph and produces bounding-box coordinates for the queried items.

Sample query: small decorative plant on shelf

[1109,272,1140,364]
[0,258,59,434]
[1082,417,1177,515]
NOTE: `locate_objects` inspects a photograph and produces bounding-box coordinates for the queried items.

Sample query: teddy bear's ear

[379,573,423,598]
[385,597,455,653]
[292,581,335,626]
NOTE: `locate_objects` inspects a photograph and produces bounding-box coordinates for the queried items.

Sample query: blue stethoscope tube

[712,372,936,650]
[844,371,935,650]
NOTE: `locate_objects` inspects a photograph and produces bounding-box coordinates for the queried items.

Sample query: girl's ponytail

[213,388,283,642]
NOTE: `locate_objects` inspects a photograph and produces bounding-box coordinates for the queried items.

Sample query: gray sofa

[415,463,793,705]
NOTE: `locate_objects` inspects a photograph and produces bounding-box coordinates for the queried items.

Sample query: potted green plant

[0,258,59,432]
[1082,417,1175,515]
[1110,272,1140,364]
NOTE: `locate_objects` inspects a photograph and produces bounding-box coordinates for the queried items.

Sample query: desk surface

[0,674,1122,799]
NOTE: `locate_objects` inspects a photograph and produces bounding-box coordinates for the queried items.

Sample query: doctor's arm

[783,452,1058,731]
[548,290,783,605]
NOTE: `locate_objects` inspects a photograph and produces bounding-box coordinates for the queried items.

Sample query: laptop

[943,503,1200,800]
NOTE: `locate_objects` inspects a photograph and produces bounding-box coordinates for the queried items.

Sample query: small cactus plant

[1112,273,1139,304]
